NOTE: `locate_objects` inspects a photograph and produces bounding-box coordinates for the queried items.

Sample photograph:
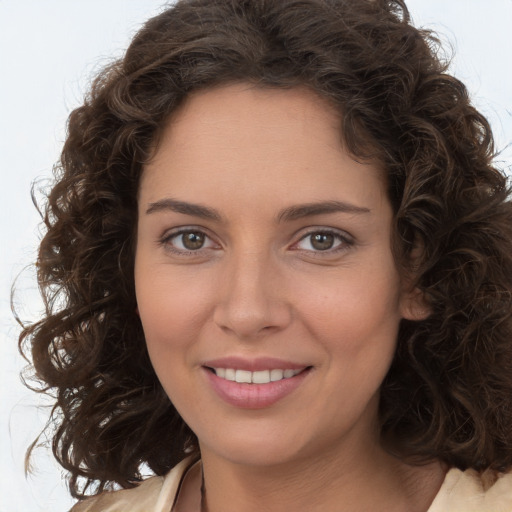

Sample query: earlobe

[400,287,431,321]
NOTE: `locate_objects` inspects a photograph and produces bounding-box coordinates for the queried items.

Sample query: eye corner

[158,226,221,256]
[290,227,355,256]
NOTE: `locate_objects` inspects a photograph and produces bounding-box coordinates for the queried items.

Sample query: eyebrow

[276,200,370,222]
[146,198,222,221]
[145,198,370,222]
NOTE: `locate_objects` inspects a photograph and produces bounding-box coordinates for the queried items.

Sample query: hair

[19,0,512,500]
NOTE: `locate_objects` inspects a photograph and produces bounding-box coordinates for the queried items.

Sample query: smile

[203,363,312,409]
[210,368,303,384]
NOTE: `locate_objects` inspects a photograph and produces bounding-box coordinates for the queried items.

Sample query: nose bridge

[214,247,291,338]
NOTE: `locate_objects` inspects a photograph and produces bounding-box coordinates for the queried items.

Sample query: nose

[213,251,293,340]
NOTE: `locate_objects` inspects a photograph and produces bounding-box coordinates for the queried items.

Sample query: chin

[204,442,303,468]
[195,418,329,469]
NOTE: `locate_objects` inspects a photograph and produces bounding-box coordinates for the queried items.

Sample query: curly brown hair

[19,0,512,499]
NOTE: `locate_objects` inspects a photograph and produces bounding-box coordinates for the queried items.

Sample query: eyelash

[292,229,354,255]
[159,227,354,256]
[159,228,219,256]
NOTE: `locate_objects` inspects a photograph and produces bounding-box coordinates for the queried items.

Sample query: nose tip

[212,258,292,340]
[215,299,285,339]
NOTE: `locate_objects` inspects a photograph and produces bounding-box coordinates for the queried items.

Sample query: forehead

[140,83,387,213]
[151,83,344,161]
[166,83,340,132]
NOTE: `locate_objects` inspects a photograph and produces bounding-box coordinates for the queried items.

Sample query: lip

[202,359,311,409]
[202,356,307,372]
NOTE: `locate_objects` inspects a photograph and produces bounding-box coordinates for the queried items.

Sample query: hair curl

[19,0,512,499]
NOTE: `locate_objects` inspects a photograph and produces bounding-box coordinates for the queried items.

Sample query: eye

[161,229,218,254]
[177,231,207,250]
[293,229,352,253]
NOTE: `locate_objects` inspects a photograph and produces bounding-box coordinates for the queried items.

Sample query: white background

[1,1,511,510]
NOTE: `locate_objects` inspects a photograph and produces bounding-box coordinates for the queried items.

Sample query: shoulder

[69,458,194,512]
[428,467,512,512]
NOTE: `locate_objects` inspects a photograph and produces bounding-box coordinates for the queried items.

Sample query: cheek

[297,270,402,413]
[135,267,214,358]
[135,277,203,408]
[297,266,403,344]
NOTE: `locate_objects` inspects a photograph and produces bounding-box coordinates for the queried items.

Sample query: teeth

[235,369,252,383]
[212,367,302,384]
[252,370,270,384]
[270,369,284,381]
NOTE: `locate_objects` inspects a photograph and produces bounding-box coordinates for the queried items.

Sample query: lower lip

[204,368,311,409]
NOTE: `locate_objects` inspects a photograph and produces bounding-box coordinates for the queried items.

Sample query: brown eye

[294,229,352,254]
[181,231,205,250]
[310,233,335,251]
[162,228,219,255]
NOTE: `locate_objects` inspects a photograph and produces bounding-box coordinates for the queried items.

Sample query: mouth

[203,363,312,409]
[205,367,308,384]
[201,356,312,408]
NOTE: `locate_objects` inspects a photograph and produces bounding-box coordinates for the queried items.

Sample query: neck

[198,443,446,512]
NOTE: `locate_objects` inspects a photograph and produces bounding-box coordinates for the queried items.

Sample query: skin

[135,83,445,511]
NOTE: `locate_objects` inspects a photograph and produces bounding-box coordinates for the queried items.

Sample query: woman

[20,0,512,510]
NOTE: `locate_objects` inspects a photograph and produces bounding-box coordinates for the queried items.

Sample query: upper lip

[202,356,309,372]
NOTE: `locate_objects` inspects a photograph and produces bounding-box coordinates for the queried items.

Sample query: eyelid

[159,226,221,254]
[290,227,354,254]
[158,225,353,256]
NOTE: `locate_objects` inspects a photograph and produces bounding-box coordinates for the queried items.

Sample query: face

[135,84,419,469]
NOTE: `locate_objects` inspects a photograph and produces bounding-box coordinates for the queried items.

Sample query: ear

[400,286,431,321]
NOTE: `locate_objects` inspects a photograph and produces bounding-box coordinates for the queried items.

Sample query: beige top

[71,460,512,512]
